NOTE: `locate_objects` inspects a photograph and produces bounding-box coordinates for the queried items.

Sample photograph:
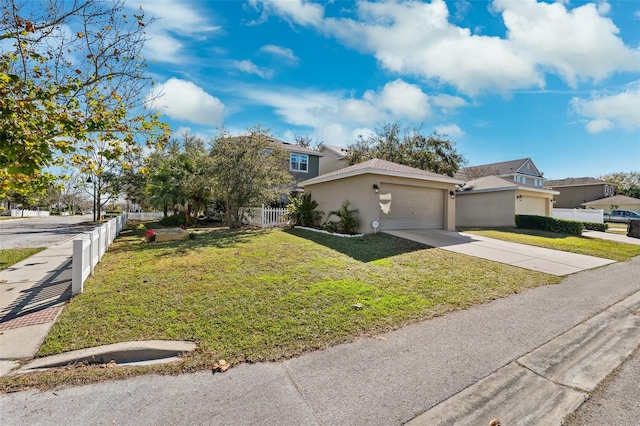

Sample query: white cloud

[376,79,431,121]
[495,0,637,87]
[146,78,225,126]
[232,60,273,79]
[131,0,220,63]
[250,0,324,26]
[434,124,465,138]
[432,94,470,113]
[259,44,299,65]
[253,0,638,96]
[571,87,640,133]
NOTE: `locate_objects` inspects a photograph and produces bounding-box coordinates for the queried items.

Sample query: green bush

[326,200,359,234]
[583,222,608,232]
[515,215,583,236]
[285,193,323,227]
[159,213,187,226]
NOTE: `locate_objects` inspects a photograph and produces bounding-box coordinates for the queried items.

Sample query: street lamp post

[87,176,96,222]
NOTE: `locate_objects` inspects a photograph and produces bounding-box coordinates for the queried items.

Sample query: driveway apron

[384,230,615,276]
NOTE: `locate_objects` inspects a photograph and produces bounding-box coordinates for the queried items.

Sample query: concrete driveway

[384,229,615,276]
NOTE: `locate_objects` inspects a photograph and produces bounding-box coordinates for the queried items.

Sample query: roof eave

[300,168,464,187]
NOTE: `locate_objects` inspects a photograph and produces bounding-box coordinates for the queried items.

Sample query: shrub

[285,193,323,227]
[583,222,608,232]
[159,213,187,226]
[515,215,583,236]
[327,200,359,234]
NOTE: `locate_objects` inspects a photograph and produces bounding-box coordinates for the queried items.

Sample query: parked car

[603,209,640,223]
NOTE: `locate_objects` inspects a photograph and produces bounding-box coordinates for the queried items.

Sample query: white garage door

[516,196,546,216]
[378,183,444,230]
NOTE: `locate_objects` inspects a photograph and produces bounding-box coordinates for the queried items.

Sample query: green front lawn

[464,228,640,262]
[1,224,560,390]
[0,247,45,271]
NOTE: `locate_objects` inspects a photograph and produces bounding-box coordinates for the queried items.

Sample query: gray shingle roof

[582,195,640,206]
[458,158,530,178]
[457,175,558,195]
[545,177,608,187]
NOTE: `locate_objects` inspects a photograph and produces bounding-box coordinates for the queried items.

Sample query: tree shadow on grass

[284,228,429,263]
[489,227,581,240]
[114,226,267,257]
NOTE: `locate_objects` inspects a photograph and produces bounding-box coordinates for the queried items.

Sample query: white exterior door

[516,196,547,216]
[378,183,444,230]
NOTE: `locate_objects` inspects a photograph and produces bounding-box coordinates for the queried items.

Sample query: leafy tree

[1,0,168,200]
[599,171,640,198]
[210,128,293,228]
[346,122,465,177]
[146,133,214,224]
[285,193,323,227]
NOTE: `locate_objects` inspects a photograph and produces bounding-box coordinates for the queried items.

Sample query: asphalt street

[0,215,95,249]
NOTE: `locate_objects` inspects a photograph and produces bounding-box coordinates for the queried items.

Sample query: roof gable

[459,158,543,180]
[300,158,463,186]
[319,144,349,158]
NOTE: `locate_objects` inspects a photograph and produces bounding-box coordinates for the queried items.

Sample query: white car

[604,209,640,223]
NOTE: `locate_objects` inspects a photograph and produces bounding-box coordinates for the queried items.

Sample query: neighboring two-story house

[268,138,323,188]
[318,144,350,174]
[544,177,615,209]
[456,158,546,188]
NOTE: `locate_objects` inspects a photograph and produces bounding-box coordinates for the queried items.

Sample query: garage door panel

[379,183,444,230]
[516,196,546,216]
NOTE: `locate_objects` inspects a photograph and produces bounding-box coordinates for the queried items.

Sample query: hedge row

[583,222,608,232]
[515,215,583,236]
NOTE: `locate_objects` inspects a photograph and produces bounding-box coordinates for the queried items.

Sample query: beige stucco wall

[318,149,348,175]
[456,190,516,228]
[304,173,457,234]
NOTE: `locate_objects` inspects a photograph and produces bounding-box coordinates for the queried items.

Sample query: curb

[13,340,197,374]
[407,290,640,425]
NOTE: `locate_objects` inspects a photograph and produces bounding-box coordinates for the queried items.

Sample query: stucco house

[318,144,350,174]
[299,158,463,234]
[582,195,640,212]
[455,175,558,228]
[544,177,615,209]
[457,158,546,188]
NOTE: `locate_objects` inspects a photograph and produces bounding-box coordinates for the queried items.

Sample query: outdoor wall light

[550,199,556,204]
[373,184,379,193]
[516,195,523,200]
[449,190,455,199]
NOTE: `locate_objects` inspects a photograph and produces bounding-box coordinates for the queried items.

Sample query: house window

[605,185,610,196]
[290,153,308,172]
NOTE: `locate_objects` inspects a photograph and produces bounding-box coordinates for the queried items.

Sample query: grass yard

[464,228,640,262]
[0,247,45,271]
[1,223,560,391]
[606,223,628,235]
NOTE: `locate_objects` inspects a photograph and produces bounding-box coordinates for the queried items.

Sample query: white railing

[72,213,129,295]
[245,205,289,228]
[7,209,50,217]
[553,208,604,223]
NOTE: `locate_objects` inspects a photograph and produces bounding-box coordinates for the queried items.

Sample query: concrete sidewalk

[583,229,640,245]
[0,239,74,375]
[1,256,639,425]
[385,229,615,276]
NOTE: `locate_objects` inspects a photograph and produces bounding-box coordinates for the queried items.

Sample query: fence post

[261,204,266,228]
[72,238,84,295]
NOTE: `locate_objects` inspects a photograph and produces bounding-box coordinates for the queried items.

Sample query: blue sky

[132,0,639,179]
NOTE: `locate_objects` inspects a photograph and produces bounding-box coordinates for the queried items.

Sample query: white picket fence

[72,213,128,295]
[245,205,288,228]
[5,209,50,217]
[553,208,604,223]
